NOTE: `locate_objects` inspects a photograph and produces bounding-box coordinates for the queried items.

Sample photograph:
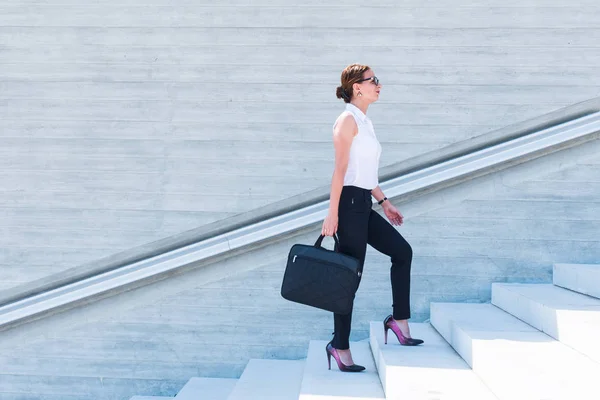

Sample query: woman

[322,64,423,373]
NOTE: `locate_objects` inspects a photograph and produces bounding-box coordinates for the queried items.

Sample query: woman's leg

[333,188,370,353]
[366,210,414,332]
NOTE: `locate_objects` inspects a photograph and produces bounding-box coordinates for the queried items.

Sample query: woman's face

[354,70,381,103]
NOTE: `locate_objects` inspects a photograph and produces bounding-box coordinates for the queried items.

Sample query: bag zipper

[292,254,361,277]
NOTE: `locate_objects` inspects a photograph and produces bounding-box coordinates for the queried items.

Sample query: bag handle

[314,234,340,251]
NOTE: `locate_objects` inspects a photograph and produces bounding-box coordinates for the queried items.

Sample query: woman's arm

[371,186,386,204]
[321,114,356,236]
[372,185,404,226]
[329,114,356,214]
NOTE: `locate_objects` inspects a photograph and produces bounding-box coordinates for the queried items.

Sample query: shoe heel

[383,322,389,345]
[326,348,331,370]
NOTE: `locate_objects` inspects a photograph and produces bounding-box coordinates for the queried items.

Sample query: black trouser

[332,185,413,350]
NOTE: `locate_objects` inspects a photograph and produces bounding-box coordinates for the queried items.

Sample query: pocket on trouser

[346,195,369,213]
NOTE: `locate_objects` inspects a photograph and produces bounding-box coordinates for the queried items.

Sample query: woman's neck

[350,100,369,115]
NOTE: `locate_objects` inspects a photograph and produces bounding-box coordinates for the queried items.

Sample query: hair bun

[336,86,351,102]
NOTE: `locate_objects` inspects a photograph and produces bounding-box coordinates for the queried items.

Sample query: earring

[358,92,362,97]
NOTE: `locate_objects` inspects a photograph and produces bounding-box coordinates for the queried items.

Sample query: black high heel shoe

[383,315,424,346]
[325,340,365,372]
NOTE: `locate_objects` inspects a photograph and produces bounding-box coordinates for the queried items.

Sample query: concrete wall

[0,137,598,399]
[2,1,600,291]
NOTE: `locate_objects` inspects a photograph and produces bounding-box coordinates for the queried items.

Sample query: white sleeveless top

[337,103,382,190]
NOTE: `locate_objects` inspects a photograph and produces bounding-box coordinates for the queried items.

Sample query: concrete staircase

[130,263,600,399]
[430,263,600,400]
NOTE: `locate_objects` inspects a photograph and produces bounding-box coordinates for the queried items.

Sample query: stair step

[492,283,600,363]
[175,377,237,400]
[130,397,172,400]
[369,322,497,399]
[227,359,304,400]
[299,340,384,400]
[554,263,600,299]
[430,302,600,400]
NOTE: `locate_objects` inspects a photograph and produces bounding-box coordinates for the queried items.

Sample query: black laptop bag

[281,234,362,315]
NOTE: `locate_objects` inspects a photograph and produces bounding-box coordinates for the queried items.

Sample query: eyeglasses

[357,76,380,86]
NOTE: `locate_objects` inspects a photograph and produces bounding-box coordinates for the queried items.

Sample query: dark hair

[336,63,371,103]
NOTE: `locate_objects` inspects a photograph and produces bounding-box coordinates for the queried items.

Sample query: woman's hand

[383,202,404,226]
[321,213,339,236]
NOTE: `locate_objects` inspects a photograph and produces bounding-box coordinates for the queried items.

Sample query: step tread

[227,359,304,400]
[554,263,600,299]
[430,302,600,400]
[370,321,498,400]
[130,397,173,400]
[494,283,600,307]
[299,340,385,400]
[175,377,237,400]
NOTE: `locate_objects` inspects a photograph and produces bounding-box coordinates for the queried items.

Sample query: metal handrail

[2,98,599,308]
[1,112,599,331]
